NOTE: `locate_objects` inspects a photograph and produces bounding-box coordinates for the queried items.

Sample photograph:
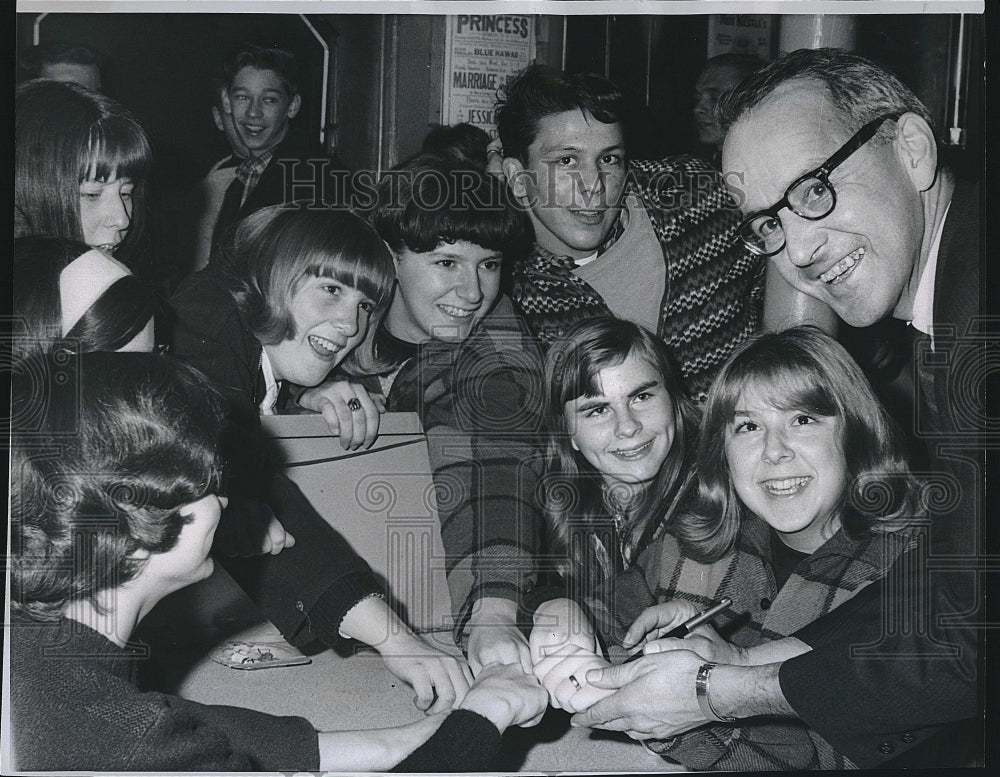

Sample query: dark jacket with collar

[778,179,983,768]
[211,132,349,257]
[169,267,383,649]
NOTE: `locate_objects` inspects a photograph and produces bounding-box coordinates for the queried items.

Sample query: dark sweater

[10,613,318,771]
[9,613,502,772]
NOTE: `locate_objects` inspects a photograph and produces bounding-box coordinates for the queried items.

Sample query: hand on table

[459,662,548,731]
[527,598,611,712]
[465,598,533,676]
[297,380,384,450]
[531,642,614,713]
[378,632,474,714]
[570,649,709,740]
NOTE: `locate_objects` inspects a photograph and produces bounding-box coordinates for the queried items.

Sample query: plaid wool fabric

[511,155,766,403]
[587,514,918,771]
[385,297,547,641]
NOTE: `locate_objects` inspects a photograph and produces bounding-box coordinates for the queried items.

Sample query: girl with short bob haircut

[170,205,473,717]
[13,236,157,358]
[15,79,152,261]
[220,204,396,374]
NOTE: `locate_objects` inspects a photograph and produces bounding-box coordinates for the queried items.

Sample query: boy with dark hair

[495,64,765,403]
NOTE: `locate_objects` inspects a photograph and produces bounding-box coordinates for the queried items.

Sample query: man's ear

[128,546,151,561]
[893,112,938,192]
[287,93,302,119]
[502,156,530,200]
[220,90,233,115]
[211,105,224,132]
[570,436,580,452]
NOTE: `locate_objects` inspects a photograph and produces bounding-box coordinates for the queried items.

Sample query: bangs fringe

[307,253,395,310]
[732,362,838,418]
[80,118,152,182]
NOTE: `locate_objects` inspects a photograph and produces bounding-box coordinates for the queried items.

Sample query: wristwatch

[695,662,736,723]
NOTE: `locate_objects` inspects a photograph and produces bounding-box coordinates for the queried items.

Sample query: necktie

[211,174,246,253]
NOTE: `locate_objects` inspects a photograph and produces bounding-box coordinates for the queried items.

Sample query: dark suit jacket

[778,179,983,767]
[211,133,348,258]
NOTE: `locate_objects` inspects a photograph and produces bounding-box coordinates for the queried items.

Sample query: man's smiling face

[722,80,927,327]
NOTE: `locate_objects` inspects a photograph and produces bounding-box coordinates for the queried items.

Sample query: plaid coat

[586,513,916,771]
[384,296,547,642]
[510,155,765,402]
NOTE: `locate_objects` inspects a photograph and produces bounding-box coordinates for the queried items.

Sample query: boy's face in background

[224,66,300,157]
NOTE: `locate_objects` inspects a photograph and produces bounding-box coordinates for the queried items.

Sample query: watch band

[695,662,737,723]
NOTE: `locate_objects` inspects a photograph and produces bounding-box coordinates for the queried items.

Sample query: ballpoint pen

[624,597,733,662]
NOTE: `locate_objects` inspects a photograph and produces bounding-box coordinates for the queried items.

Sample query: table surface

[137,565,682,773]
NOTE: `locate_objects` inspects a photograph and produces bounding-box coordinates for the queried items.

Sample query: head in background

[217,44,301,158]
[13,236,156,358]
[495,64,629,260]
[420,122,492,169]
[681,326,920,562]
[19,41,103,91]
[693,53,762,151]
[370,153,531,346]
[221,206,394,386]
[15,79,152,261]
[10,351,226,622]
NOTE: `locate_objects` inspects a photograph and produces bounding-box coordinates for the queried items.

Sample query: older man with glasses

[571,48,982,769]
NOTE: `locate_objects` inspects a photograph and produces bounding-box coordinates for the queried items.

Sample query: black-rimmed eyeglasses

[737,114,897,257]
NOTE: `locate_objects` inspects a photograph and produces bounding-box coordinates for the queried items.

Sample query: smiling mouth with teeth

[438,304,475,319]
[308,334,341,356]
[819,247,865,285]
[611,439,653,459]
[762,476,812,496]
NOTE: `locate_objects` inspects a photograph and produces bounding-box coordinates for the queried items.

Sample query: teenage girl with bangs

[16,79,152,264]
[170,205,475,715]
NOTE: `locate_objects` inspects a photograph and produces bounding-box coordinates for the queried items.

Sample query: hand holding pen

[622,597,733,663]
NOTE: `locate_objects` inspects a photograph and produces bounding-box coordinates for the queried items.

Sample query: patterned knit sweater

[584,513,917,771]
[511,155,765,403]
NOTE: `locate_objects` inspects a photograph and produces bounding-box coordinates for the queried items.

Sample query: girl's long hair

[542,317,700,588]
[15,80,153,262]
[675,326,924,563]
